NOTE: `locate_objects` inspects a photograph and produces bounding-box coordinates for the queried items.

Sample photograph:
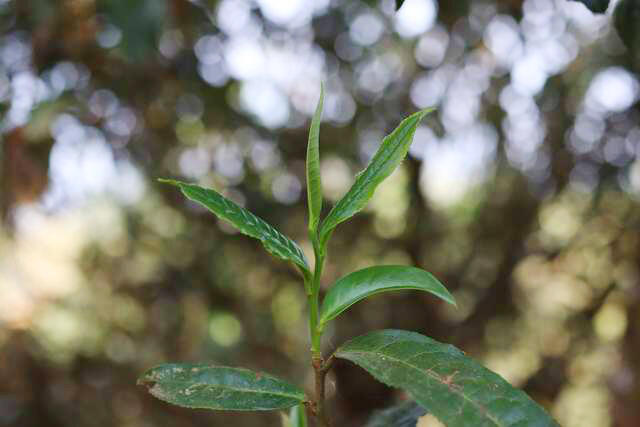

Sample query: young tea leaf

[138,364,306,411]
[288,404,308,427]
[336,330,560,427]
[318,109,433,247]
[366,401,427,427]
[160,179,310,275]
[319,266,455,328]
[306,84,324,234]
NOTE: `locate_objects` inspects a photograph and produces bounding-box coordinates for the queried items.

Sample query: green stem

[309,239,325,357]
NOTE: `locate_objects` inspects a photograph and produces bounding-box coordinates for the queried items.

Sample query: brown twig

[312,355,333,427]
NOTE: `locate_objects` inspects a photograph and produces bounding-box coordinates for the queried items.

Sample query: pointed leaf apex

[306,83,325,233]
[158,177,180,185]
[318,108,435,245]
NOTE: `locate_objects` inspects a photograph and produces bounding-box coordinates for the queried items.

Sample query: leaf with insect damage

[336,330,560,427]
[138,364,306,411]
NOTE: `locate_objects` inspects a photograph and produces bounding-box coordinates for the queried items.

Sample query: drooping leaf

[568,0,610,13]
[318,109,433,246]
[138,364,306,411]
[366,401,427,427]
[614,0,640,55]
[319,266,455,327]
[160,179,310,275]
[288,404,308,427]
[306,84,324,234]
[98,0,166,62]
[336,330,560,427]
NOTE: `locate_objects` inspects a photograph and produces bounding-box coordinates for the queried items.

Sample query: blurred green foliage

[0,0,639,426]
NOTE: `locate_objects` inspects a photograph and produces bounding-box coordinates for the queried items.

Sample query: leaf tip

[417,107,435,120]
[157,177,182,186]
[136,372,154,388]
[440,288,457,307]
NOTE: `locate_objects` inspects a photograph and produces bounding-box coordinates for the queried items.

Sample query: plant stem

[312,356,331,427]
[308,240,325,357]
[308,233,329,425]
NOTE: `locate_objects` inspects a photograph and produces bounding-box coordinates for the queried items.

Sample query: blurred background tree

[0,0,639,426]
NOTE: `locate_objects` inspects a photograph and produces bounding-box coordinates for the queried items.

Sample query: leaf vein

[340,349,503,427]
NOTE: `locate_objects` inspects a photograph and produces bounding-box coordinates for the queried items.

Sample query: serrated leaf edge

[319,109,432,244]
[159,178,310,273]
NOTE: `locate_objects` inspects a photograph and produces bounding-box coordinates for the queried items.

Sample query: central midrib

[337,348,503,427]
[162,380,305,401]
[190,185,308,268]
[325,116,417,227]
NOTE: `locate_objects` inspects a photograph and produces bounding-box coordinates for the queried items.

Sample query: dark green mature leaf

[306,84,324,234]
[319,266,455,327]
[366,401,427,427]
[138,364,306,411]
[395,0,405,10]
[336,330,560,427]
[318,109,432,246]
[160,179,310,275]
[99,0,166,62]
[614,0,640,54]
[568,0,609,13]
[288,404,308,427]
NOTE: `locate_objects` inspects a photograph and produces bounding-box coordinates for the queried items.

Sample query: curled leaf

[319,266,455,327]
[307,84,324,234]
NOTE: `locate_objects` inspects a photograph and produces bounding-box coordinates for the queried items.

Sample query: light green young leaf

[336,330,560,427]
[319,266,455,328]
[138,364,306,411]
[160,179,310,275]
[306,84,324,234]
[288,404,308,427]
[366,401,427,427]
[318,109,433,247]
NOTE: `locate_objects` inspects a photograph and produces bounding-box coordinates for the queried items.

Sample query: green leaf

[160,179,310,275]
[288,404,308,427]
[318,109,433,247]
[568,0,609,13]
[336,330,560,427]
[319,266,455,327]
[306,84,324,234]
[614,0,640,52]
[395,0,405,10]
[138,364,306,411]
[366,401,427,427]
